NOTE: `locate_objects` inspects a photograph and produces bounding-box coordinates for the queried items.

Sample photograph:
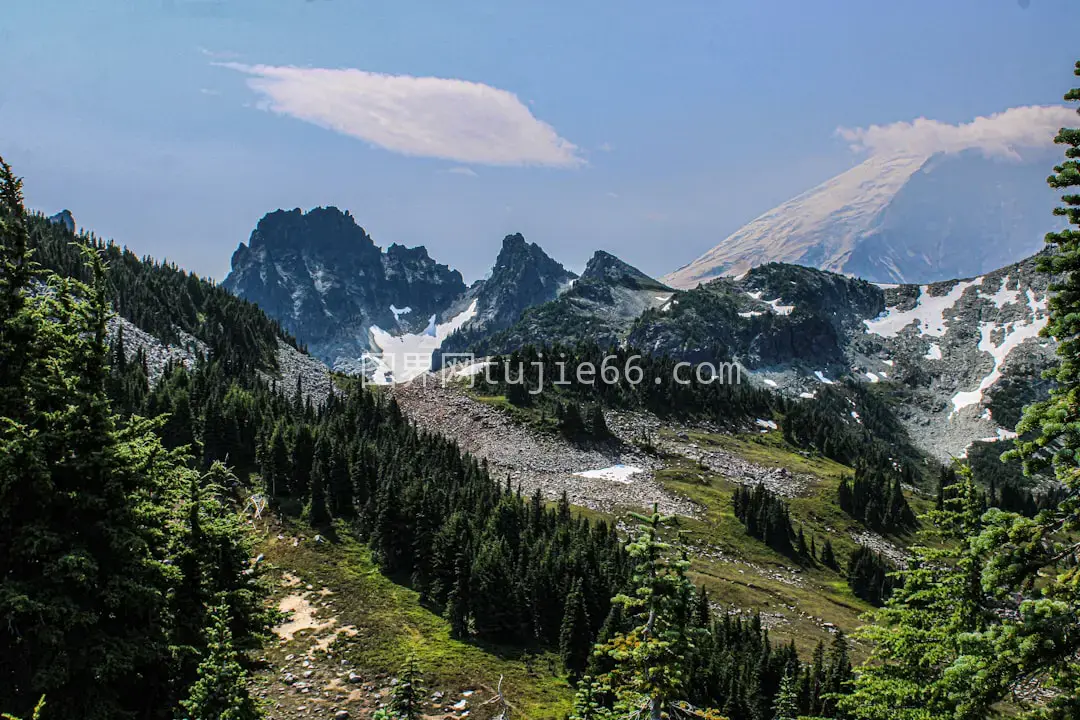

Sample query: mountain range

[221,202,1056,462]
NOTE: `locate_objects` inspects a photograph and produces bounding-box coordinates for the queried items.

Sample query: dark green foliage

[476,343,776,433]
[179,604,262,720]
[732,484,797,558]
[846,547,896,607]
[782,381,924,475]
[0,159,269,720]
[560,578,592,679]
[820,537,837,570]
[386,654,423,720]
[24,212,295,374]
[837,459,917,533]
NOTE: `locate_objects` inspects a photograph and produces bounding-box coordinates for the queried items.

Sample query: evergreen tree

[589,404,611,440]
[820,538,837,570]
[306,436,331,526]
[994,59,1080,717]
[578,506,718,720]
[773,671,799,720]
[840,466,998,720]
[0,159,271,719]
[560,578,593,680]
[0,177,173,719]
[387,654,423,720]
[179,604,262,720]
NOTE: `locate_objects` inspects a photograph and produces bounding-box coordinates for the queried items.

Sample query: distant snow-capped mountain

[663,149,1058,288]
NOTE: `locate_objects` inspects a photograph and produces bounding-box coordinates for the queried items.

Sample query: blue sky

[3,0,1078,282]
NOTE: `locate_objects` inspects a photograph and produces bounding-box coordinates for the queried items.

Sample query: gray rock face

[466,250,672,353]
[437,233,577,355]
[628,263,883,371]
[222,207,465,364]
[47,209,75,233]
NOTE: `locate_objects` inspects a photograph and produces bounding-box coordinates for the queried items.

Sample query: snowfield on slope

[863,279,982,338]
[663,153,929,288]
[364,300,478,384]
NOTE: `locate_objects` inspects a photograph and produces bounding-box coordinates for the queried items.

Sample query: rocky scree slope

[639,256,1054,459]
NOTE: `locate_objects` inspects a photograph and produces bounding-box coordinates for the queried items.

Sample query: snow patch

[799,392,816,399]
[814,370,835,385]
[765,298,795,315]
[924,343,943,360]
[864,372,879,383]
[367,300,479,384]
[950,289,1048,413]
[390,304,412,320]
[983,276,1020,309]
[452,360,492,378]
[574,465,643,485]
[762,378,778,387]
[864,278,983,338]
[755,418,778,430]
[739,311,764,318]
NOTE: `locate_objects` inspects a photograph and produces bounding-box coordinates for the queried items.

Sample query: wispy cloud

[197,46,239,60]
[606,191,619,199]
[219,63,584,167]
[446,166,478,177]
[837,105,1076,159]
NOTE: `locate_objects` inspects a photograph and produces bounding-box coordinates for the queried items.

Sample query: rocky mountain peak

[581,250,669,291]
[247,206,379,258]
[47,209,75,233]
[476,234,576,312]
[223,207,465,364]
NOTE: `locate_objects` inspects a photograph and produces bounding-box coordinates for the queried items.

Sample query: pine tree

[0,179,174,719]
[589,404,611,440]
[773,671,799,720]
[993,59,1080,716]
[576,505,718,720]
[387,654,423,720]
[820,538,837,570]
[306,435,331,526]
[560,577,593,680]
[179,604,262,720]
[839,466,999,720]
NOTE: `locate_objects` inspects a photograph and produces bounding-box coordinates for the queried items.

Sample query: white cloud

[220,63,584,167]
[606,191,619,199]
[837,105,1076,159]
[446,166,478,177]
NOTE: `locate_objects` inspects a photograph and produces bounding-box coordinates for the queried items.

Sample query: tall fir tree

[576,505,718,720]
[986,59,1080,717]
[179,604,262,720]
[840,466,998,720]
[560,577,593,680]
